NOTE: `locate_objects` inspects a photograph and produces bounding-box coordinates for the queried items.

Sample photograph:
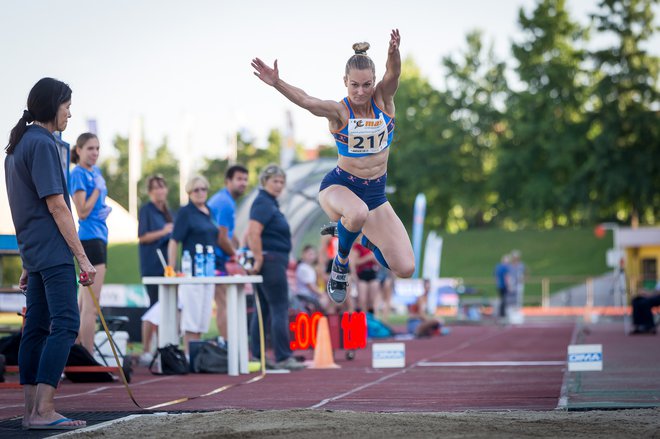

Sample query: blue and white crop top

[331,97,395,158]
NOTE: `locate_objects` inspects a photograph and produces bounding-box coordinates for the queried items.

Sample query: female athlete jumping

[252,29,414,303]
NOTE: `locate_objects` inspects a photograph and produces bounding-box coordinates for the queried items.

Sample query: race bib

[347,114,388,154]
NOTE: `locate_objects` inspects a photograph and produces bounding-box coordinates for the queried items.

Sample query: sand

[65,408,660,438]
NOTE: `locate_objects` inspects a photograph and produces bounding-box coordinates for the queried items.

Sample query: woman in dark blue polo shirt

[4,78,94,430]
[246,164,304,371]
[167,175,218,356]
[137,174,173,364]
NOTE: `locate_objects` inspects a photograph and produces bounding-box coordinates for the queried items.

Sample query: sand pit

[66,408,660,438]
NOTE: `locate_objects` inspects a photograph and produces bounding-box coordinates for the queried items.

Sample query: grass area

[440,228,612,278]
[439,228,613,305]
[106,243,142,284]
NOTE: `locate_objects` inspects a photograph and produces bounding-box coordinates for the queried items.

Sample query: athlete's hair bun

[352,42,370,55]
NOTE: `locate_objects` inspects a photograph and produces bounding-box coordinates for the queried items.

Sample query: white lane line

[309,370,406,409]
[309,327,510,410]
[556,320,582,411]
[0,376,175,412]
[417,361,565,367]
[0,386,114,412]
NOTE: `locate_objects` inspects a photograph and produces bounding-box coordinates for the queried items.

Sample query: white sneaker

[138,352,153,366]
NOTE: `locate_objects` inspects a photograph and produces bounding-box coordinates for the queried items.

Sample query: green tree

[388,58,452,231]
[586,0,660,225]
[441,30,509,229]
[497,0,590,228]
[390,33,507,233]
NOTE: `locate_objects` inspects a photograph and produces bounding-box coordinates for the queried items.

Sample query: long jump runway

[1,318,658,436]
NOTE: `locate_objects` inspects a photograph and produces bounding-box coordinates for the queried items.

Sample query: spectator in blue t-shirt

[494,254,512,318]
[168,175,219,355]
[137,174,173,364]
[69,132,112,354]
[207,164,248,345]
[5,78,93,430]
[246,164,304,371]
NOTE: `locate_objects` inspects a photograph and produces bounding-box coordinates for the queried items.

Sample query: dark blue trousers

[19,264,79,387]
[250,252,292,363]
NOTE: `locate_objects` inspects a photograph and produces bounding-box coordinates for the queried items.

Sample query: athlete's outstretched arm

[252,57,343,121]
[376,29,401,107]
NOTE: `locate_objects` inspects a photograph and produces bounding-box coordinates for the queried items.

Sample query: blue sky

[1,0,657,165]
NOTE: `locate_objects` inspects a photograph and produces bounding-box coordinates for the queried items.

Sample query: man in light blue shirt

[207,164,249,344]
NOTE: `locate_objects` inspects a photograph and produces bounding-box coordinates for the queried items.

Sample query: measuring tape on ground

[80,273,267,410]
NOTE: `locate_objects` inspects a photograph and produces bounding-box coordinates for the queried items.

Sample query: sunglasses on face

[191,187,208,194]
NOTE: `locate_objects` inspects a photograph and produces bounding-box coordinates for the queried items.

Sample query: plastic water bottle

[205,245,216,277]
[181,250,193,277]
[194,244,205,277]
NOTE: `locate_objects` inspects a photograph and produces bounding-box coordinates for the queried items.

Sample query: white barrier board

[372,343,406,368]
[568,344,603,371]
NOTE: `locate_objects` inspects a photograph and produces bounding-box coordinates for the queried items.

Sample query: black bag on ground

[0,332,21,365]
[193,342,228,374]
[149,344,188,375]
[65,344,114,383]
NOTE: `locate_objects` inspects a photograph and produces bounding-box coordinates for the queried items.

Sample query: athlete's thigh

[362,202,414,275]
[318,185,367,222]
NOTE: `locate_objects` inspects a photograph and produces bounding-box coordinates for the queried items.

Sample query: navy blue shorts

[319,167,388,211]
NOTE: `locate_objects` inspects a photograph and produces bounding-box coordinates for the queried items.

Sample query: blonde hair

[259,163,286,187]
[345,42,375,76]
[185,175,209,194]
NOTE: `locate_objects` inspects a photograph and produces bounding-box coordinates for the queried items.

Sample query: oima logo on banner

[567,344,603,372]
[568,352,602,362]
[374,350,405,360]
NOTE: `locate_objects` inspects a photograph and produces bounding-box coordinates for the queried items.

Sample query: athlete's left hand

[388,29,400,54]
[252,57,280,86]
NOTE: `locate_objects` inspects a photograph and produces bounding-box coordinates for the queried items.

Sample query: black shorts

[82,238,107,266]
[358,268,378,282]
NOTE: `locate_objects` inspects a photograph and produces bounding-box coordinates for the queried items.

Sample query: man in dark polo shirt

[4,78,95,430]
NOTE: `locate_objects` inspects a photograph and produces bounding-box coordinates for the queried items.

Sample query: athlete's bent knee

[393,261,415,279]
[343,205,369,231]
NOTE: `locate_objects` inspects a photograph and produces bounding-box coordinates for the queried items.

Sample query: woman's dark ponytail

[5,78,72,154]
[6,114,30,154]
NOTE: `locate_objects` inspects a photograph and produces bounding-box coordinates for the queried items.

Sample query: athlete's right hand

[251,58,279,86]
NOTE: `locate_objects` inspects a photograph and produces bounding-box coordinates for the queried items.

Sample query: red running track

[0,321,575,418]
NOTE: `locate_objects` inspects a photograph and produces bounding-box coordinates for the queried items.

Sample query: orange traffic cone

[309,316,340,369]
